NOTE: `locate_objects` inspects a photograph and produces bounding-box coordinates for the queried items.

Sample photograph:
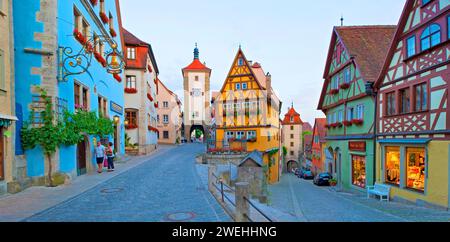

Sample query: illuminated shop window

[406,147,425,192]
[385,146,400,186]
[352,155,366,188]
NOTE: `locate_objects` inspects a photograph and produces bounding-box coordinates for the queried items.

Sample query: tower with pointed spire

[182,44,212,142]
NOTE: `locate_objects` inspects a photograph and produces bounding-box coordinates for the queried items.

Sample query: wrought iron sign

[58,35,125,82]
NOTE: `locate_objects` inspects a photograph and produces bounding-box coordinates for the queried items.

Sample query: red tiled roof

[281,107,303,125]
[122,27,148,46]
[335,25,397,82]
[183,59,211,71]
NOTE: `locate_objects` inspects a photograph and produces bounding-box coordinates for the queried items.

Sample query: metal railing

[244,196,273,222]
[212,173,236,206]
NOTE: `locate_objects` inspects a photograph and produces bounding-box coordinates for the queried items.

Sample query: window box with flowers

[90,0,98,6]
[124,88,138,94]
[330,123,339,128]
[340,83,350,89]
[352,119,364,126]
[73,30,86,45]
[329,89,339,95]
[125,124,138,130]
[100,12,109,24]
[343,120,353,127]
[94,52,107,67]
[113,74,122,82]
[147,93,154,102]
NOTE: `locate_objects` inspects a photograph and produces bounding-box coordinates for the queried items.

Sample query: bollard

[208,165,217,193]
[235,182,250,222]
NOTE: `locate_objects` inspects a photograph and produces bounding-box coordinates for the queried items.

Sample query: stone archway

[286,160,299,173]
[189,125,205,143]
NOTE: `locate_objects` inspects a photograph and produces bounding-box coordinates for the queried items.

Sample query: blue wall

[14,0,125,178]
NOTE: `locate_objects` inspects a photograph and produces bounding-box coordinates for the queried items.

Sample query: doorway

[113,124,118,154]
[0,129,4,181]
[77,137,88,176]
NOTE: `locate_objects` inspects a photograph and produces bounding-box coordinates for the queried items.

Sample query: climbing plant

[21,86,114,187]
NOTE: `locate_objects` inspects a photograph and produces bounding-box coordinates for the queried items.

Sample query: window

[422,0,432,6]
[125,110,138,126]
[385,146,400,186]
[163,131,169,139]
[157,115,160,123]
[195,76,199,81]
[331,75,339,90]
[346,107,354,121]
[290,126,294,131]
[399,88,410,114]
[343,67,351,83]
[126,76,136,89]
[0,49,5,90]
[235,83,241,90]
[82,87,89,110]
[352,155,366,188]
[338,110,344,123]
[290,151,295,156]
[290,142,294,147]
[163,101,169,108]
[236,131,245,140]
[356,105,364,120]
[386,92,396,116]
[163,115,169,124]
[74,83,80,109]
[290,116,294,122]
[406,147,425,192]
[406,36,416,57]
[74,7,82,32]
[414,83,428,111]
[242,83,248,90]
[290,134,294,139]
[268,131,271,141]
[421,24,441,51]
[247,131,256,139]
[98,95,108,117]
[82,20,90,40]
[127,47,136,60]
[238,58,244,66]
[226,131,235,140]
[108,12,114,31]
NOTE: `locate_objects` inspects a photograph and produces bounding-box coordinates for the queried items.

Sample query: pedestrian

[106,142,115,172]
[94,141,106,173]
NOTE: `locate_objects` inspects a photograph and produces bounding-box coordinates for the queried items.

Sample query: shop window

[385,146,400,186]
[414,83,428,112]
[125,110,138,126]
[399,88,410,114]
[406,147,426,192]
[386,92,396,116]
[352,155,366,188]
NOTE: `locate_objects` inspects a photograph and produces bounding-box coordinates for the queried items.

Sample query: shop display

[352,155,366,188]
[406,147,425,191]
[385,146,400,185]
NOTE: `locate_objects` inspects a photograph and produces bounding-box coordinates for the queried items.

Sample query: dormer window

[290,116,294,122]
[421,24,441,51]
[127,47,136,60]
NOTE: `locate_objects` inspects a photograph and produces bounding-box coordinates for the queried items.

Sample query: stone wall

[204,153,247,166]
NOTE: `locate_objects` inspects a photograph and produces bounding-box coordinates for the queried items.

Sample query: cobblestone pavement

[269,174,450,222]
[24,144,230,222]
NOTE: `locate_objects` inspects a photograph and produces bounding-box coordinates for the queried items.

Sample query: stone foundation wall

[204,154,248,166]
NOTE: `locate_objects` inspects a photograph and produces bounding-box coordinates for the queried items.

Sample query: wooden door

[77,138,87,176]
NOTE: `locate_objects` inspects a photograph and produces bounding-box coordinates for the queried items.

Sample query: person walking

[106,142,115,172]
[94,141,106,173]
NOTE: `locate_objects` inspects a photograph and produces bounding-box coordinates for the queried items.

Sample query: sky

[120,0,406,125]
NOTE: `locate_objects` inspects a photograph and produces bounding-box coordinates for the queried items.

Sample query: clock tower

[182,44,211,142]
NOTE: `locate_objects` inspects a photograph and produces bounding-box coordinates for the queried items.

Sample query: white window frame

[163,115,169,124]
[242,83,248,90]
[127,47,136,60]
[356,104,364,120]
[235,83,241,90]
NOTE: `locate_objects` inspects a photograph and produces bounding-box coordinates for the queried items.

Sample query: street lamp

[365,81,378,186]
[113,115,120,124]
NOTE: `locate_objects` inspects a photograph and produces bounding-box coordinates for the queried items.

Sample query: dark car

[314,172,333,186]
[295,168,308,178]
[302,170,314,180]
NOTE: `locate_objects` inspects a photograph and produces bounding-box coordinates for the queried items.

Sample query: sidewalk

[0,145,175,222]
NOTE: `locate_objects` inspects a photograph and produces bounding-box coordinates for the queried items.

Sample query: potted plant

[329,179,337,186]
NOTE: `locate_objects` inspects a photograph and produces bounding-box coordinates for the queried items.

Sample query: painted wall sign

[110,101,123,115]
[349,141,366,152]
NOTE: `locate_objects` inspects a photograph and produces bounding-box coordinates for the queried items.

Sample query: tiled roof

[281,106,303,125]
[183,59,211,71]
[335,25,396,82]
[122,27,148,46]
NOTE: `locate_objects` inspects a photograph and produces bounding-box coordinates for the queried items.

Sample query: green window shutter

[0,49,5,90]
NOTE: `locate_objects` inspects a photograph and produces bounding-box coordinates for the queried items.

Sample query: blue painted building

[13,0,126,183]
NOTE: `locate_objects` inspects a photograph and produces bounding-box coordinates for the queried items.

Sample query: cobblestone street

[269,174,450,222]
[23,144,230,222]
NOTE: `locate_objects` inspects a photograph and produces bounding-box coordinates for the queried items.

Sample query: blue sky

[120,0,406,125]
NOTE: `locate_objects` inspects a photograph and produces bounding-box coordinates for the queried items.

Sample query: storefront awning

[378,138,432,144]
[0,113,18,121]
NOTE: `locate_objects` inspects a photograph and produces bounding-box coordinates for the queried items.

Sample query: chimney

[266,72,272,96]
[248,60,253,66]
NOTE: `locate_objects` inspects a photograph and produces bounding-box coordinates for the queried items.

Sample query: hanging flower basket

[343,120,353,127]
[94,52,107,67]
[124,88,138,94]
[100,12,109,24]
[90,0,98,6]
[147,93,154,102]
[340,83,350,89]
[125,124,138,130]
[73,30,86,45]
[352,119,364,125]
[329,89,339,95]
[113,73,122,82]
[110,28,117,38]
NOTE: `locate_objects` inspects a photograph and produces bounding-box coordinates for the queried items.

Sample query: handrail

[244,196,273,222]
[243,213,254,222]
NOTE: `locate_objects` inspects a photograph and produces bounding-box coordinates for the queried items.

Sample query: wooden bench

[367,183,390,202]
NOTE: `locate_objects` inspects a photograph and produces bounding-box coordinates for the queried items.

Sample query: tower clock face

[192,88,202,97]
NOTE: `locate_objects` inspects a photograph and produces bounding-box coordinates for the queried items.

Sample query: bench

[367,183,390,202]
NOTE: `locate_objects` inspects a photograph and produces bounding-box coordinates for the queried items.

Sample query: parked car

[302,170,314,180]
[295,168,308,178]
[313,172,333,186]
[294,168,302,177]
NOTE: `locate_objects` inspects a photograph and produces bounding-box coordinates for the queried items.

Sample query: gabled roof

[313,118,327,143]
[281,106,303,125]
[238,151,263,167]
[318,25,396,110]
[122,27,159,74]
[157,78,181,105]
[375,0,414,89]
[183,59,211,71]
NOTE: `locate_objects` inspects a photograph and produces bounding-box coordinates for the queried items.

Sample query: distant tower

[340,15,344,26]
[182,44,212,142]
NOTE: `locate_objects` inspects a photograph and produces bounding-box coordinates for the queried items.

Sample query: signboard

[110,101,123,115]
[349,141,366,152]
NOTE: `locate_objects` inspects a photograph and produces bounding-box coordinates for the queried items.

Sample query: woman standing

[106,142,115,172]
[94,141,106,173]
